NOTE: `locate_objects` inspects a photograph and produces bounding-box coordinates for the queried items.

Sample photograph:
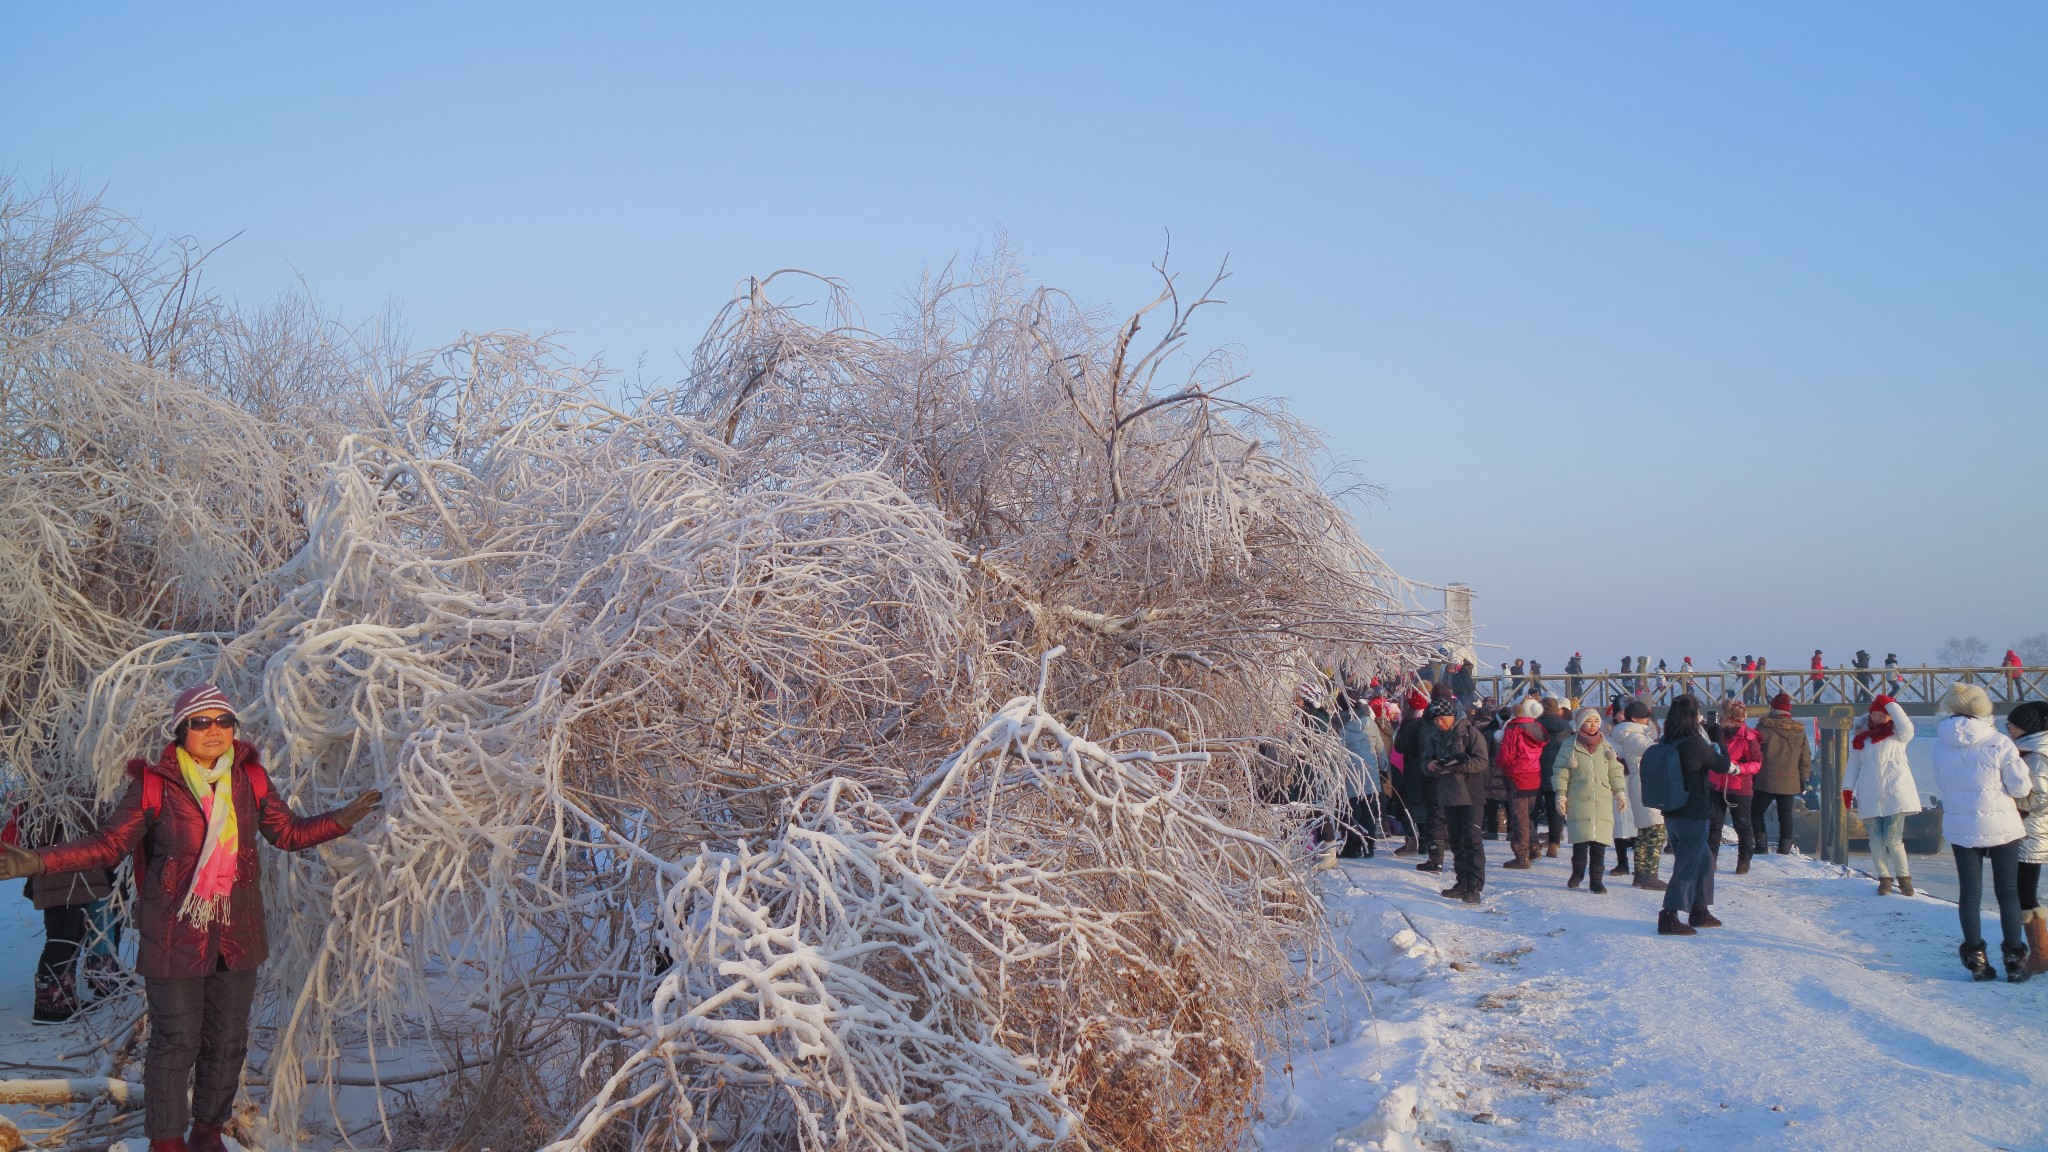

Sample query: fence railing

[1473,665,2043,716]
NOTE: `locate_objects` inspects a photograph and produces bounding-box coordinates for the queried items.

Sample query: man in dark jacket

[1535,697,1572,857]
[1566,652,1584,699]
[1421,699,1492,903]
[1752,693,1812,854]
[1391,691,1434,862]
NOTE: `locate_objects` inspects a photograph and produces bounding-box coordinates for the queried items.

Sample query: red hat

[1405,689,1429,711]
[1770,692,1794,712]
[1869,694,1895,716]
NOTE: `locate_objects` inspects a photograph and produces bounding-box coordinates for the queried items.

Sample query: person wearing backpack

[1933,683,2033,982]
[1610,700,1667,889]
[1646,695,1733,936]
[0,684,383,1152]
[1843,695,1920,896]
[1553,708,1626,893]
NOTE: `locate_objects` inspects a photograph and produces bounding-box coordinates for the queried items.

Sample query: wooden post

[1816,707,1854,866]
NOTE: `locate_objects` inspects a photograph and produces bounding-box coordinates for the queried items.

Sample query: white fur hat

[1943,682,1992,719]
[1515,698,1543,719]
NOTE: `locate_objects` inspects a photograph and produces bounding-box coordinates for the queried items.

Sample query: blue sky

[5,3,2043,670]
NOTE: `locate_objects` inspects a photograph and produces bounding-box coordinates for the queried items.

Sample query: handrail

[1463,664,2042,715]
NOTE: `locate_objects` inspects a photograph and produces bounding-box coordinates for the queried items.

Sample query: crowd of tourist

[1309,667,2048,984]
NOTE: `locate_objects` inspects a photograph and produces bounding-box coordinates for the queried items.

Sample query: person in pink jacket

[1712,700,1763,875]
[1496,699,1548,869]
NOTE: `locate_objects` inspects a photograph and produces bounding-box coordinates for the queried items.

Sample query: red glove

[1842,790,1854,811]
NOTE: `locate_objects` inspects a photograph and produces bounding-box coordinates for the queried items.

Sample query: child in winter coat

[1553,708,1626,894]
[1843,695,1921,896]
[2009,701,2048,975]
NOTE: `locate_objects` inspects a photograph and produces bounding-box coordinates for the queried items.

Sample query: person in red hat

[1752,692,1812,854]
[0,684,383,1152]
[1392,688,1438,862]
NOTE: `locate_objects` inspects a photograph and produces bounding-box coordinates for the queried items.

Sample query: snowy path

[1264,850,2048,1152]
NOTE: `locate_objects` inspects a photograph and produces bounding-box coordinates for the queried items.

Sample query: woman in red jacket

[1711,700,1763,875]
[0,684,381,1152]
[1496,698,1549,869]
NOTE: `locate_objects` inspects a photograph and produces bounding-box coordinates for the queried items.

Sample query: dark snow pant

[145,962,260,1139]
[1751,791,1797,853]
[37,905,87,991]
[2021,861,2042,913]
[1708,792,1753,865]
[1341,796,1380,857]
[1953,840,2025,954]
[1483,799,1502,835]
[1663,817,1716,914]
[1532,788,1564,846]
[1505,790,1537,861]
[1444,802,1485,894]
[1405,788,1441,860]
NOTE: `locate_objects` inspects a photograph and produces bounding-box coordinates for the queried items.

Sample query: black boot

[1689,904,1723,929]
[1658,909,1696,936]
[1961,941,1998,981]
[1734,848,1752,876]
[1609,839,1633,875]
[32,968,78,1024]
[2004,943,2033,984]
[1416,853,1444,873]
[1568,842,1587,889]
[1588,845,1608,894]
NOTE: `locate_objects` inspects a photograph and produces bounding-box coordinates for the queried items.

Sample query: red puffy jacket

[35,740,350,981]
[1711,724,1763,797]
[1497,718,1548,791]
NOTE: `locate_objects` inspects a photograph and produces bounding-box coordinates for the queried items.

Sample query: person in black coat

[1656,694,1734,936]
[1391,692,1434,862]
[1420,699,1493,904]
[1535,698,1572,857]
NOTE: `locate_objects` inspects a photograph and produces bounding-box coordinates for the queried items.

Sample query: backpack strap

[243,763,271,804]
[129,759,161,880]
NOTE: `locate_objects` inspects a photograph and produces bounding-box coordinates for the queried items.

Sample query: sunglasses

[184,715,239,732]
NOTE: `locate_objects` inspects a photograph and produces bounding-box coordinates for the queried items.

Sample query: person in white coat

[1932,683,2034,982]
[2008,701,2048,975]
[1842,695,1921,896]
[1609,700,1666,890]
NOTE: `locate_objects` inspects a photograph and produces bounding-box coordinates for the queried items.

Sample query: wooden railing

[1474,665,2043,717]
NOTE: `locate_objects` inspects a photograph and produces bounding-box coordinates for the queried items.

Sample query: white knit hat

[1943,683,1992,719]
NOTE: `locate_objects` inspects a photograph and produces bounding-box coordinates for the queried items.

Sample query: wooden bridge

[1477,664,2041,718]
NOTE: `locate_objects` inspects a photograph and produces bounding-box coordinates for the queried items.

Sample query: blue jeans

[1953,840,2025,952]
[1863,813,1909,879]
[1663,817,1716,913]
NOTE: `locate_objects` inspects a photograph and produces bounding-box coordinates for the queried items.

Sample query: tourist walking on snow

[1420,699,1492,904]
[1655,694,1733,936]
[1842,695,1919,896]
[0,684,383,1152]
[1553,708,1626,893]
[2009,702,2048,976]
[1496,698,1548,869]
[1932,683,2033,982]
[1710,700,1761,875]
[1752,693,1811,854]
[1611,700,1666,889]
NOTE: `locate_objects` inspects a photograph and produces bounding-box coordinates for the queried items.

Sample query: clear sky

[5,3,2043,671]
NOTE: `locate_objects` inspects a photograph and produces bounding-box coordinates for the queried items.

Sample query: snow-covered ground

[1264,849,2048,1152]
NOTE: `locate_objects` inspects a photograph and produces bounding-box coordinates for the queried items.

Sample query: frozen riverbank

[1265,849,2048,1152]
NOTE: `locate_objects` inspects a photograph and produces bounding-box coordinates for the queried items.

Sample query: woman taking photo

[1656,695,1733,937]
[1842,695,1920,896]
[0,685,382,1152]
[1932,683,2032,982]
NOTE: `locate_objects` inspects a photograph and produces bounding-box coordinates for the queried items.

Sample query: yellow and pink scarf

[175,745,239,928]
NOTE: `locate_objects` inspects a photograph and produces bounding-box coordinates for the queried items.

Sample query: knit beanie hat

[166,683,237,738]
[2010,701,2048,736]
[1868,694,1896,717]
[1770,692,1794,713]
[1406,689,1430,712]
[1425,700,1458,721]
[1572,707,1603,731]
[1943,683,1992,719]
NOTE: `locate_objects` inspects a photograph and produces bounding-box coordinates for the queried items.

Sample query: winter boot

[1609,855,1632,877]
[1394,835,1417,856]
[1960,941,1998,981]
[1588,846,1609,894]
[1898,876,1915,897]
[1416,854,1444,873]
[1567,851,1585,889]
[1689,904,1723,929]
[1877,876,1893,896]
[1657,909,1697,936]
[1734,849,1751,876]
[1544,841,1558,859]
[2004,943,2033,984]
[1502,855,1532,870]
[1777,837,1794,855]
[32,968,78,1024]
[2026,909,2048,975]
[1460,888,1483,905]
[1439,884,1470,900]
[189,1122,231,1152]
[1635,871,1668,891]
[83,954,127,1000]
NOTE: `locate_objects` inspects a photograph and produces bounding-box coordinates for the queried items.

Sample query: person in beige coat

[1554,708,1627,894]
[1752,693,1811,854]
